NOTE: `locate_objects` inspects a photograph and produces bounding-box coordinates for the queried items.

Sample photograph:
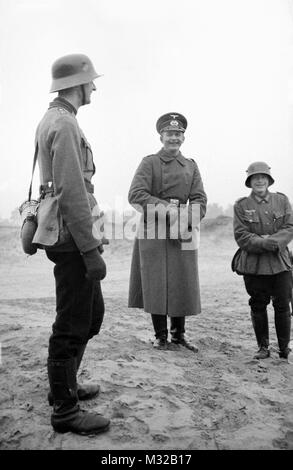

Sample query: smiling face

[160,130,185,155]
[250,173,269,197]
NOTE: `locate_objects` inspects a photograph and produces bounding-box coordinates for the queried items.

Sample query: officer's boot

[170,317,198,352]
[274,309,291,359]
[251,310,270,359]
[151,314,168,349]
[47,358,110,435]
[48,344,100,405]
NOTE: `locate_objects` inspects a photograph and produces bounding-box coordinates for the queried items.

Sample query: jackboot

[170,317,198,352]
[48,344,100,405]
[274,310,291,359]
[250,310,270,359]
[250,310,269,347]
[48,358,110,435]
[151,314,169,349]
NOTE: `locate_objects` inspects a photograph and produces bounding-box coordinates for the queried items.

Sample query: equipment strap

[28,142,39,202]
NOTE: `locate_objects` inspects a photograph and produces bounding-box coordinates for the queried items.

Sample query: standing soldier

[233,162,293,360]
[128,113,207,351]
[32,54,110,434]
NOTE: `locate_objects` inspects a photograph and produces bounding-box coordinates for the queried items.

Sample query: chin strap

[81,84,86,105]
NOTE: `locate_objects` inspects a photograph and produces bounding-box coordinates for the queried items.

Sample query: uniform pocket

[81,137,94,175]
[243,211,260,224]
[273,210,284,221]
[273,210,285,230]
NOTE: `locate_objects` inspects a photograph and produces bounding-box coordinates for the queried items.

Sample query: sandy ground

[1,221,293,451]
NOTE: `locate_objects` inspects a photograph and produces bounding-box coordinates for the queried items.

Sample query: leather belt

[40,179,94,196]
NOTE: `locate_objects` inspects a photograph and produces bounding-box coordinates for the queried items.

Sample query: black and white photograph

[0,0,293,454]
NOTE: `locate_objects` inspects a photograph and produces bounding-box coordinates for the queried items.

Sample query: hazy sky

[0,0,292,218]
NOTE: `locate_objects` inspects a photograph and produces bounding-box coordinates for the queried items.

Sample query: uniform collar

[250,191,271,203]
[158,148,186,166]
[49,97,77,115]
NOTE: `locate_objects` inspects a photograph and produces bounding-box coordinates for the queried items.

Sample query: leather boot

[151,314,168,349]
[251,310,269,346]
[274,310,291,359]
[48,344,100,405]
[253,346,270,359]
[153,335,168,350]
[251,310,270,359]
[48,358,110,435]
[170,317,198,352]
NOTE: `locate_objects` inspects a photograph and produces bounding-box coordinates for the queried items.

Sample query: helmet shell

[245,161,274,187]
[50,54,101,93]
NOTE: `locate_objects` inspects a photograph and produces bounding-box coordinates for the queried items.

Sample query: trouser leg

[272,271,292,354]
[151,314,168,339]
[170,317,185,340]
[88,281,105,340]
[76,281,104,370]
[76,343,87,371]
[46,251,96,361]
[274,310,291,352]
[170,316,198,352]
[244,275,271,349]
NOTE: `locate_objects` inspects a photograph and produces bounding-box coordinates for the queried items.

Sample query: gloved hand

[262,238,279,252]
[97,237,110,254]
[82,248,106,281]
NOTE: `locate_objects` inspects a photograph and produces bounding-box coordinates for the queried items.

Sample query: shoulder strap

[28,142,39,201]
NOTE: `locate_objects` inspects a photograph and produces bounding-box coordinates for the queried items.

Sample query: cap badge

[170,120,179,127]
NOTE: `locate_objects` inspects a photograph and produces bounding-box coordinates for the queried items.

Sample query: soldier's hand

[262,238,279,252]
[82,248,107,281]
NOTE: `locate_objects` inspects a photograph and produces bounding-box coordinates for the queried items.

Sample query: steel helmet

[245,161,274,188]
[49,54,101,93]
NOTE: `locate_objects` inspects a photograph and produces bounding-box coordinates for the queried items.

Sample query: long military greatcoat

[128,148,207,316]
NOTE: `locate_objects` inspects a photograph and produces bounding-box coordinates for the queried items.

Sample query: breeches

[243,271,292,314]
[46,251,105,360]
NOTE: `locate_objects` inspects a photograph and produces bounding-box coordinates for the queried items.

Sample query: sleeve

[128,157,169,211]
[233,202,266,253]
[50,117,101,253]
[188,161,207,227]
[267,195,293,251]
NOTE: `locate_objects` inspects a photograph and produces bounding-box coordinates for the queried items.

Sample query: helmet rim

[245,161,274,188]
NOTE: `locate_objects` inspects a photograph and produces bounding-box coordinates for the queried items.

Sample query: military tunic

[33,97,102,253]
[233,191,293,275]
[128,148,207,316]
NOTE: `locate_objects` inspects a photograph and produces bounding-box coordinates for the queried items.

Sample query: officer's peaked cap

[156,112,187,134]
